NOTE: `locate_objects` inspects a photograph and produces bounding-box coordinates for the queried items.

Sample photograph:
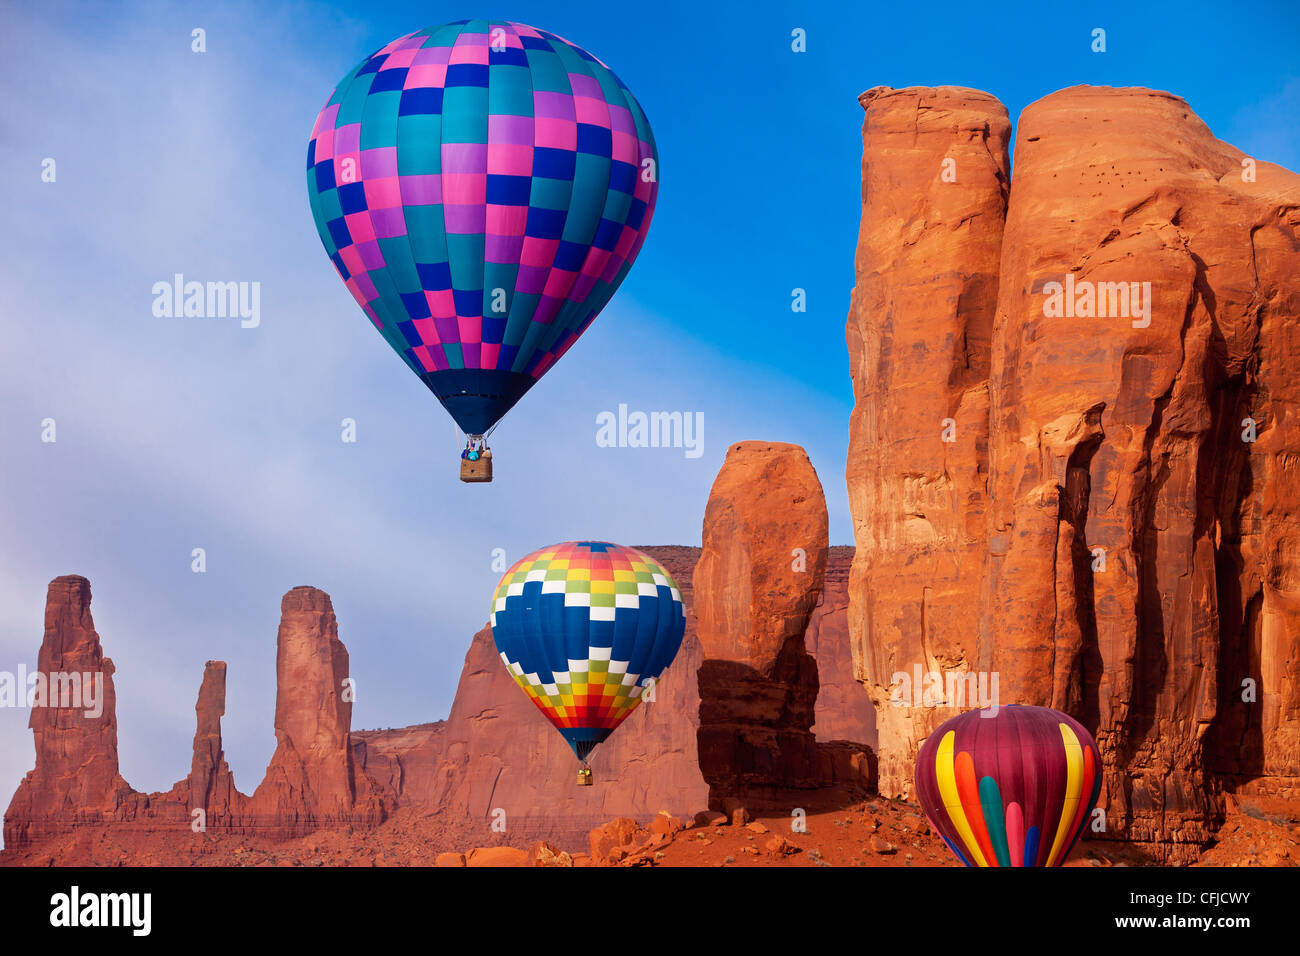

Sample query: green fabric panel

[325,58,365,107]
[528,176,572,211]
[624,86,656,154]
[482,262,520,319]
[396,114,443,175]
[420,22,466,48]
[524,45,570,93]
[378,237,420,293]
[440,85,489,142]
[335,72,375,126]
[564,152,610,241]
[316,186,343,224]
[441,342,464,368]
[308,186,336,255]
[446,233,485,293]
[503,293,540,346]
[359,90,401,150]
[402,205,449,264]
[979,776,1012,867]
[488,64,534,116]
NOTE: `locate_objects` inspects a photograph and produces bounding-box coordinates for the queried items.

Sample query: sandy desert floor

[3,790,1294,868]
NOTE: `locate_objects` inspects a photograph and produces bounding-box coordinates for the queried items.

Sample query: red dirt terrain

[7,792,1292,867]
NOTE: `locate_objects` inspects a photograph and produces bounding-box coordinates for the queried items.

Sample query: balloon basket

[576,768,593,787]
[460,454,493,483]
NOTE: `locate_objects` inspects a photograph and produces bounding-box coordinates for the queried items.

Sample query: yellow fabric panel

[1045,723,1084,867]
[935,730,989,867]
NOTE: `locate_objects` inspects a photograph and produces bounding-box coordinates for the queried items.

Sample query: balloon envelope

[914,704,1102,867]
[489,541,685,761]
[306,20,659,435]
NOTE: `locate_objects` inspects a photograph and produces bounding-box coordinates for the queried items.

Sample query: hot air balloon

[305,21,659,482]
[489,541,685,784]
[914,704,1102,867]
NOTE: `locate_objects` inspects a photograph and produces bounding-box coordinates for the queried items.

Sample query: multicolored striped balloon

[915,705,1102,867]
[489,542,685,761]
[306,21,659,436]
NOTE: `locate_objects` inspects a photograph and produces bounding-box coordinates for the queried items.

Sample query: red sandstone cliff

[246,587,388,836]
[165,661,246,829]
[846,84,1300,861]
[845,86,1010,800]
[695,443,873,807]
[808,548,874,745]
[3,577,135,847]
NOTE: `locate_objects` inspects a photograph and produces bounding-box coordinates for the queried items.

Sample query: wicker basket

[460,455,493,483]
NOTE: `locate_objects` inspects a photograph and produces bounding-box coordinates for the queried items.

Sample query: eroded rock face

[349,722,445,809]
[845,85,1011,802]
[808,548,876,747]
[694,442,834,804]
[173,661,245,827]
[247,587,387,836]
[988,86,1300,859]
[695,443,830,675]
[3,576,134,847]
[847,84,1300,861]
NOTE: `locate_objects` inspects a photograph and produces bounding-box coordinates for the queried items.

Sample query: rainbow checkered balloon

[489,542,685,761]
[306,21,659,436]
[915,704,1103,867]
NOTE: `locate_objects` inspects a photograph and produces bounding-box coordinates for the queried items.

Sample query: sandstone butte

[2,443,873,857]
[847,84,1300,862]
[5,85,1298,867]
[695,441,873,805]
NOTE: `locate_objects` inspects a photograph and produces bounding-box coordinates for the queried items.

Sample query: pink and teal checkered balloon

[306,20,659,435]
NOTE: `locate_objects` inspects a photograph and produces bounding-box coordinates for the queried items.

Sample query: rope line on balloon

[454,407,506,454]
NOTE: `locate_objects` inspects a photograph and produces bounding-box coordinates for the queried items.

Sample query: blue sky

[0,0,1296,829]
